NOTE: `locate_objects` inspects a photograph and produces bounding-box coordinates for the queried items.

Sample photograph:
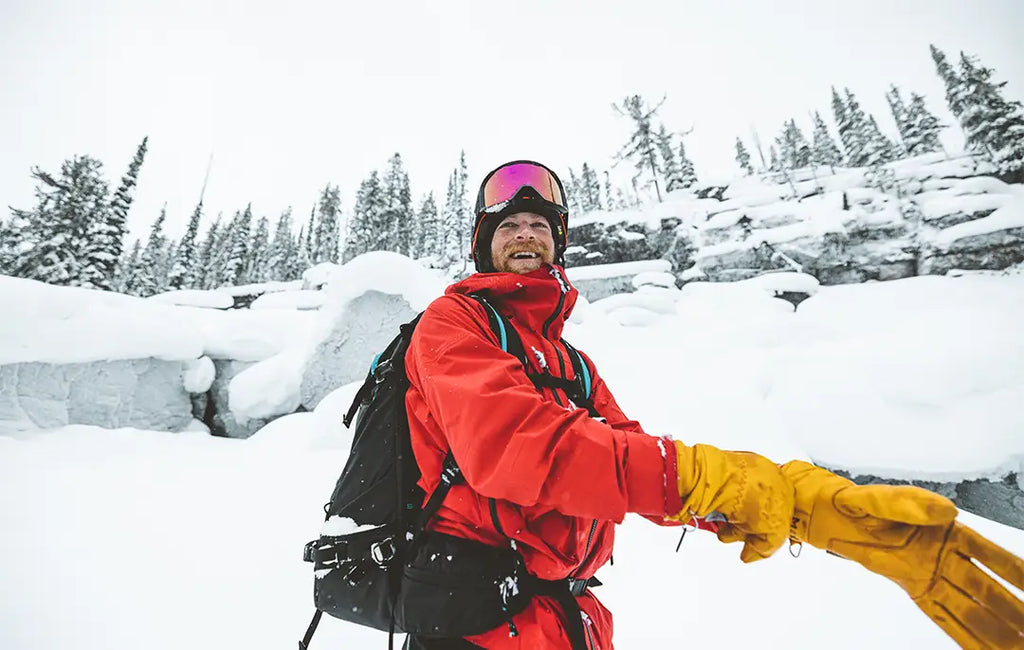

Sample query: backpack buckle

[370,538,396,568]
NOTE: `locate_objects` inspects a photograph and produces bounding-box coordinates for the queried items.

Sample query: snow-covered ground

[2,256,1024,649]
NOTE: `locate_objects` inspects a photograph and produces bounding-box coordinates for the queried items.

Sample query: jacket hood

[445,264,578,341]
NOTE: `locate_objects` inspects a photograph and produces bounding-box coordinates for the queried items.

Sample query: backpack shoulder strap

[561,338,592,400]
[469,293,528,367]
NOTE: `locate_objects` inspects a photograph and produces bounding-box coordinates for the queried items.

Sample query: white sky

[1,0,1022,241]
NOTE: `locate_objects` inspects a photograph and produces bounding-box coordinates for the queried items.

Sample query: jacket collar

[446,264,578,341]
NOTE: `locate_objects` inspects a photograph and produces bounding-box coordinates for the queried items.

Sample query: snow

[0,275,204,364]
[228,350,306,421]
[565,259,671,281]
[182,356,215,393]
[2,254,1024,649]
[147,289,234,309]
[918,191,1011,222]
[931,192,1024,249]
[250,290,325,311]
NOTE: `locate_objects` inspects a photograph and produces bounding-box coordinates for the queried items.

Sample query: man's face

[490,212,556,274]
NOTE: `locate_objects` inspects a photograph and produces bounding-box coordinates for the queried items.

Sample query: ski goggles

[476,161,568,215]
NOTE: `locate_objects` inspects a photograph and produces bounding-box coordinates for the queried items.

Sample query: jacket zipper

[542,267,569,341]
[572,519,598,579]
[582,611,597,650]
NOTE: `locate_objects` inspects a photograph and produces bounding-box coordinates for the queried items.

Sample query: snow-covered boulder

[296,253,445,411]
[0,359,194,433]
[919,193,1024,275]
[0,277,207,434]
[566,259,673,301]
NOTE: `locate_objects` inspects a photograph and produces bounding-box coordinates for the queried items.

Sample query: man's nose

[514,225,534,239]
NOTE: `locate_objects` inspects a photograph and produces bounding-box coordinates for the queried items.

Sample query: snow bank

[147,289,234,309]
[0,276,204,364]
[566,259,671,281]
[931,193,1024,250]
[250,290,325,310]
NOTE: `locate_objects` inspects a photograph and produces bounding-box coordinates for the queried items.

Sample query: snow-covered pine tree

[677,139,698,189]
[136,205,169,296]
[439,171,462,267]
[861,114,900,166]
[454,152,471,267]
[956,52,1024,180]
[344,171,384,262]
[655,125,684,192]
[810,111,843,171]
[115,239,143,294]
[566,167,583,214]
[0,216,18,274]
[580,163,603,211]
[195,217,221,289]
[735,137,754,175]
[901,93,946,156]
[101,136,148,288]
[224,205,253,285]
[294,224,312,278]
[381,154,411,255]
[613,94,666,201]
[832,87,863,166]
[930,44,967,120]
[13,156,111,287]
[840,89,873,166]
[266,208,296,281]
[167,199,203,290]
[313,184,342,263]
[413,192,439,260]
[602,171,618,211]
[886,85,912,145]
[248,215,270,281]
[777,120,812,170]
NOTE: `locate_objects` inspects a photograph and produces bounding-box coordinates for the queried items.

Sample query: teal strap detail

[480,301,509,352]
[574,350,592,398]
[370,352,383,374]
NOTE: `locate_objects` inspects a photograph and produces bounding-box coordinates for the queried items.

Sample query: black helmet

[471,160,569,272]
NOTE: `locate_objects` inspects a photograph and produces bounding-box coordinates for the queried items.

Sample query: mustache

[501,241,549,256]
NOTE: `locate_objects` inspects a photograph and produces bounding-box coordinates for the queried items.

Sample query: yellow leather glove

[671,442,794,563]
[782,460,1024,650]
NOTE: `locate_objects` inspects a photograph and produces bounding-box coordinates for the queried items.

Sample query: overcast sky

[1,0,1022,241]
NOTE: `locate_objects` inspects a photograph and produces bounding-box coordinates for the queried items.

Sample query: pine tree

[13,156,111,287]
[248,215,270,281]
[901,93,946,156]
[438,153,470,268]
[266,208,296,280]
[602,171,619,210]
[655,125,685,192]
[810,111,843,171]
[734,137,754,175]
[613,94,666,201]
[381,154,412,255]
[116,239,143,294]
[195,217,221,289]
[580,163,603,210]
[313,184,342,263]
[137,205,169,296]
[677,139,698,189]
[344,171,384,261]
[167,199,203,290]
[776,120,812,170]
[956,52,1024,178]
[0,216,20,274]
[224,204,253,285]
[413,192,439,260]
[886,85,912,145]
[565,168,583,213]
[930,44,967,119]
[768,145,782,172]
[101,136,148,287]
[832,87,861,165]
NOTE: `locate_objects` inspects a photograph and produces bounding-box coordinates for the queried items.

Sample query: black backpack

[300,293,598,650]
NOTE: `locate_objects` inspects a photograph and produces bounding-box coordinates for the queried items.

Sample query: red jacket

[405,265,680,649]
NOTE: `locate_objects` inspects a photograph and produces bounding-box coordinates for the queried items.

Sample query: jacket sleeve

[406,295,671,522]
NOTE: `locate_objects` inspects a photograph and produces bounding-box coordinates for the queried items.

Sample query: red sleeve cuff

[624,432,677,517]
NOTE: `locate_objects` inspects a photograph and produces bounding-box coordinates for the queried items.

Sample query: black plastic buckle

[303,540,318,563]
[567,578,589,596]
[370,538,396,568]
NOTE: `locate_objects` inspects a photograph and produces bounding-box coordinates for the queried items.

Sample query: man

[403,160,1023,649]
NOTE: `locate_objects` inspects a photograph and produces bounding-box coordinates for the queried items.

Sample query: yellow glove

[782,460,1024,650]
[671,442,794,563]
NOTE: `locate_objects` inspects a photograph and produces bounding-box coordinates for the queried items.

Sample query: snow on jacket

[405,264,680,649]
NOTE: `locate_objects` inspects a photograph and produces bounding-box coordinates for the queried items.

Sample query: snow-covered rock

[0,359,194,433]
[567,259,673,301]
